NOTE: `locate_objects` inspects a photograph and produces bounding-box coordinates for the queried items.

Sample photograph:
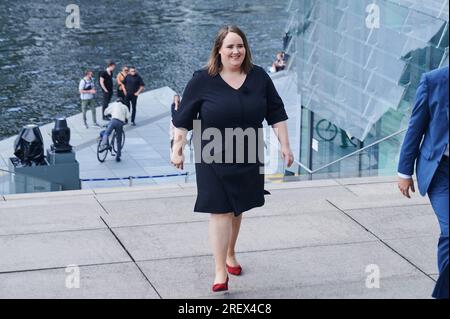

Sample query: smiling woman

[206,25,252,77]
[171,25,293,293]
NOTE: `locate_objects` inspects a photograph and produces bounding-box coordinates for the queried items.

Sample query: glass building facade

[286,0,449,179]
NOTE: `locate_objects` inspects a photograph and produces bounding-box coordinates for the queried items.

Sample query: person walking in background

[169,94,181,151]
[99,61,116,121]
[100,97,130,162]
[79,70,100,129]
[124,66,145,126]
[271,51,286,73]
[116,66,129,100]
[171,25,294,293]
[398,66,449,299]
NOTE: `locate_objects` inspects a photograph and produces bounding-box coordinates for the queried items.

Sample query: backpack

[81,78,93,91]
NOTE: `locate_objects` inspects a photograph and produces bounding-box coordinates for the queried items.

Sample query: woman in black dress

[171,25,293,292]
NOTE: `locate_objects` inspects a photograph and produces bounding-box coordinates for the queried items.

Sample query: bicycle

[96,128,126,163]
[315,119,358,147]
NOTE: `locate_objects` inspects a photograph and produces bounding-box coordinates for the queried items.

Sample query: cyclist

[99,97,130,162]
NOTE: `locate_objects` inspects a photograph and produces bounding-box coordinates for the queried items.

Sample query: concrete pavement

[0,176,439,298]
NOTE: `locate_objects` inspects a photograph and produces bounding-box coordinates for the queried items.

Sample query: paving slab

[336,176,401,185]
[384,236,439,275]
[328,194,430,210]
[94,188,197,203]
[0,262,159,299]
[201,275,435,299]
[344,182,406,197]
[0,198,106,236]
[113,211,376,261]
[100,196,207,227]
[138,241,429,298]
[0,229,131,273]
[345,205,440,240]
[3,189,94,201]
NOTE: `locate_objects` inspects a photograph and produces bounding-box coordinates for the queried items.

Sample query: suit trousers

[428,156,449,299]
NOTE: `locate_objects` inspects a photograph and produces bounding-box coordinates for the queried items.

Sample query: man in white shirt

[100,98,130,162]
[79,70,100,128]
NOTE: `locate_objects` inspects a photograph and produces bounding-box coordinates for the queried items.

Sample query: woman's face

[219,32,246,71]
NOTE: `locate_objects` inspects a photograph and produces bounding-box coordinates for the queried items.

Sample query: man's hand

[398,177,415,198]
[134,92,139,97]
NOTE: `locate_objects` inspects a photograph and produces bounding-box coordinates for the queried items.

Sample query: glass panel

[0,168,62,195]
[280,129,406,182]
[296,0,448,174]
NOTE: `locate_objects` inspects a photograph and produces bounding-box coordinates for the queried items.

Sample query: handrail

[283,128,408,175]
[0,167,14,174]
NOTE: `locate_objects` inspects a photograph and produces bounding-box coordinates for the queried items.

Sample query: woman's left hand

[281,145,294,167]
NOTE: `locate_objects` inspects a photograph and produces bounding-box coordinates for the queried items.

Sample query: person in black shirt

[124,66,145,126]
[99,61,116,121]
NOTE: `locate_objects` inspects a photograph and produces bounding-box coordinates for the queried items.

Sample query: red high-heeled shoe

[226,264,242,276]
[212,276,229,292]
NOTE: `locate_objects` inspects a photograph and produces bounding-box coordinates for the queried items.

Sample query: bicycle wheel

[96,138,108,163]
[112,130,126,154]
[316,119,338,141]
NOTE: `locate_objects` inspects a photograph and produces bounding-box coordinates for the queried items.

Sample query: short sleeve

[172,71,204,131]
[265,73,288,125]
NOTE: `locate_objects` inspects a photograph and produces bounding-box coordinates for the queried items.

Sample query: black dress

[172,65,288,216]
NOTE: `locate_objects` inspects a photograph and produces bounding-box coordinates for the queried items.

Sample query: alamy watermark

[65,264,80,289]
[174,120,285,174]
[365,264,380,288]
[365,3,380,29]
[65,4,81,29]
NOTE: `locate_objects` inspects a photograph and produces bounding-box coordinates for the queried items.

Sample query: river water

[0,0,290,140]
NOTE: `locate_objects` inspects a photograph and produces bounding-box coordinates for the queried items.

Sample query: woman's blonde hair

[206,25,253,76]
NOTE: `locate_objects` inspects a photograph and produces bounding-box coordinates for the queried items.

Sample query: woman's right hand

[171,150,184,170]
[171,137,186,170]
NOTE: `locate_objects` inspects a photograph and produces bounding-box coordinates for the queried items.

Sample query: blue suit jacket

[398,66,449,196]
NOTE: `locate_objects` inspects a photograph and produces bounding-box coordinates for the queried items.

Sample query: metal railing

[267,128,408,182]
[292,128,407,175]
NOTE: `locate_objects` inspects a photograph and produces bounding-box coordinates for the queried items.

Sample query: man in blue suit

[398,66,449,299]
